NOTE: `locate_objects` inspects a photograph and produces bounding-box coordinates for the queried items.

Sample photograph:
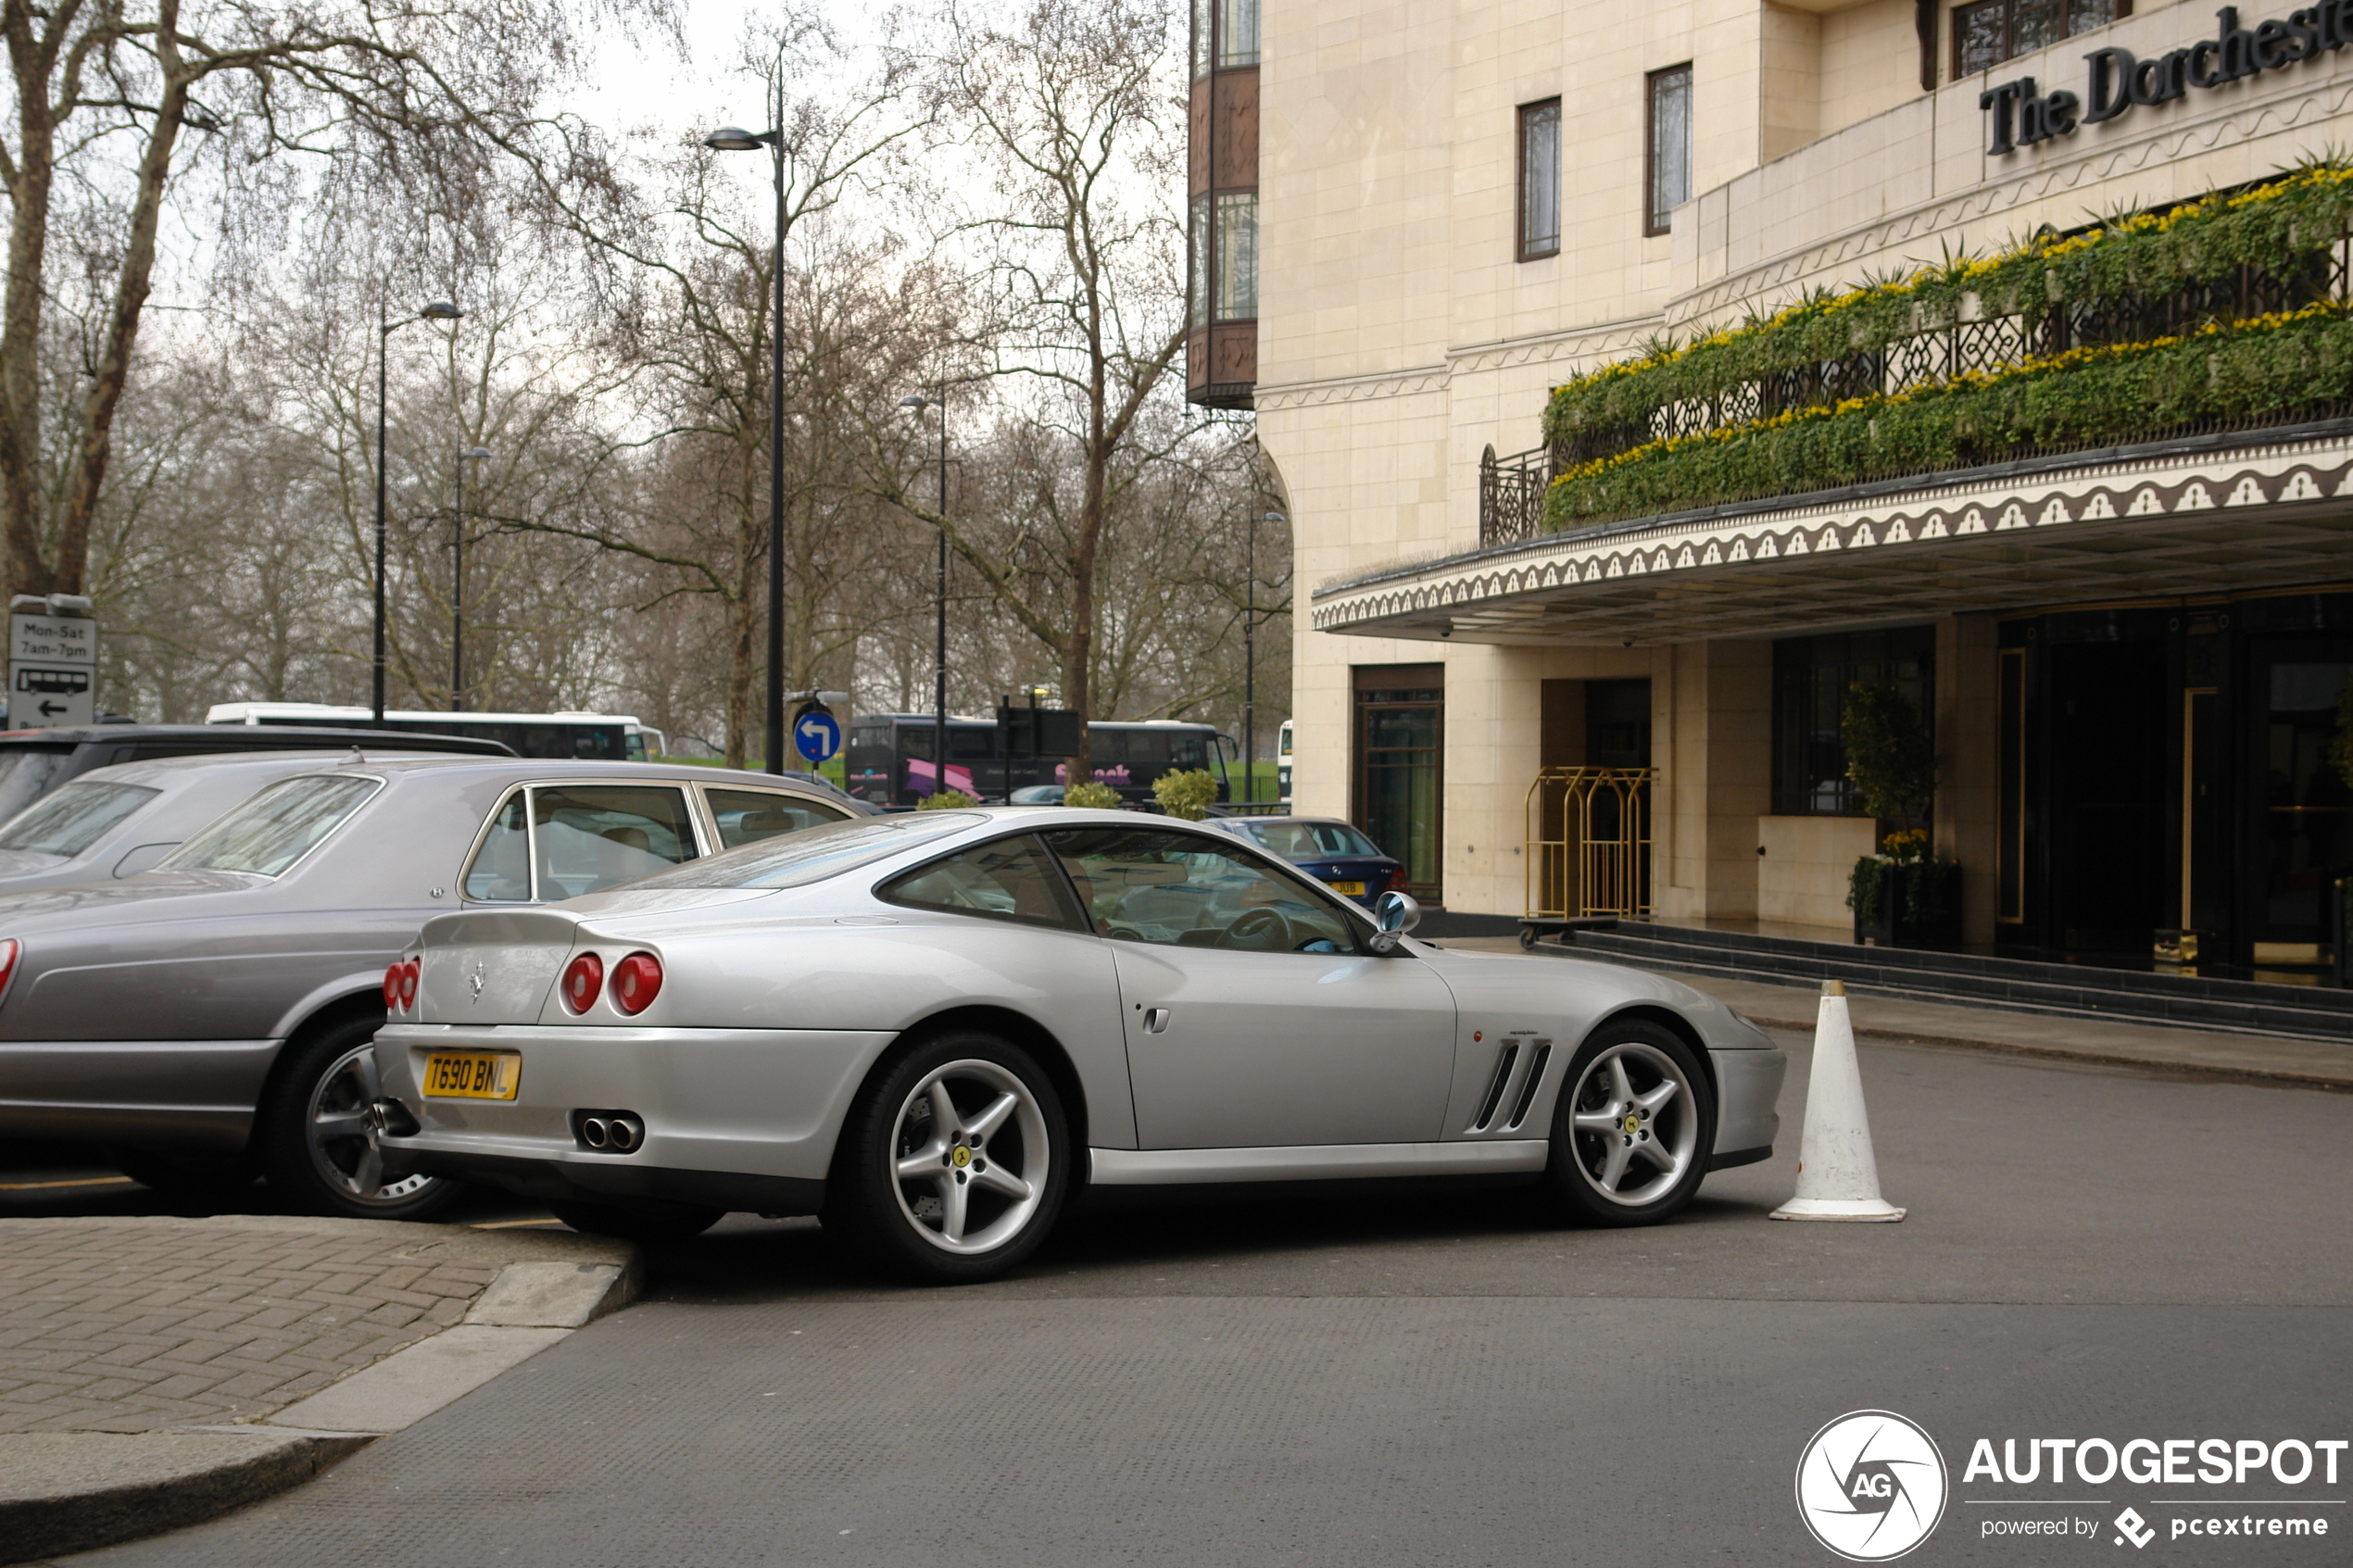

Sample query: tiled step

[1559,924,2352,1044]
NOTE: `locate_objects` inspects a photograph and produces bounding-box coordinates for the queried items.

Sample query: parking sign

[9,607,98,730]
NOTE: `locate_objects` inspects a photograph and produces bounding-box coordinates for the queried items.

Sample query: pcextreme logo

[1796,1410,1951,1562]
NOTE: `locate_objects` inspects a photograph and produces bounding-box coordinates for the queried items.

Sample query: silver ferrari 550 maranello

[373,808,1786,1283]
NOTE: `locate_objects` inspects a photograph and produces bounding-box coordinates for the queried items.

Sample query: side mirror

[1366,890,1422,955]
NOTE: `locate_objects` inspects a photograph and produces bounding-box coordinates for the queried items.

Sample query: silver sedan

[374,809,1785,1283]
[0,757,870,1217]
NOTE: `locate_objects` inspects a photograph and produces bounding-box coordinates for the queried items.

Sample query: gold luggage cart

[1521,766,1655,948]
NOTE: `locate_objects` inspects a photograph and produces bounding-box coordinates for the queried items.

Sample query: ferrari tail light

[610,952,662,1015]
[0,938,19,1008]
[560,952,605,1014]
[383,958,421,1012]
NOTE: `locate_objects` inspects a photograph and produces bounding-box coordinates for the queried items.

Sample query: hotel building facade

[1192,0,2353,974]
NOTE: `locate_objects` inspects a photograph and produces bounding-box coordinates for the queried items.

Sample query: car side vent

[1469,1043,1520,1132]
[1504,1041,1552,1130]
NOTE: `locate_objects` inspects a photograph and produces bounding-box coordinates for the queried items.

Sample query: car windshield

[0,780,158,859]
[1245,821,1382,859]
[625,811,983,890]
[0,748,72,824]
[159,773,381,876]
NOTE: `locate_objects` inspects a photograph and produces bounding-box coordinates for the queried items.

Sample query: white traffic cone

[1769,980,1906,1222]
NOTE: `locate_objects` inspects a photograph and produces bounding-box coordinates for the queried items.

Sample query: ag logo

[1795,1410,1948,1562]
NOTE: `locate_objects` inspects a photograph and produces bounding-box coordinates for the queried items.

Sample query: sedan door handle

[1141,1007,1171,1034]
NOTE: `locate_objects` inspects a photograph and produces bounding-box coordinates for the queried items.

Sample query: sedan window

[462,796,532,901]
[706,788,848,849]
[879,834,1084,930]
[161,774,382,877]
[1041,827,1357,953]
[532,785,698,899]
[0,781,158,858]
[0,748,72,823]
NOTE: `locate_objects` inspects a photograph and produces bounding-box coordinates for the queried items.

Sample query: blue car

[1205,815,1403,909]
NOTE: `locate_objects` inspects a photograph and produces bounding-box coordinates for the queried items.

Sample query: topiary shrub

[1151,768,1219,821]
[1063,781,1123,809]
[1841,683,1935,835]
[915,788,980,810]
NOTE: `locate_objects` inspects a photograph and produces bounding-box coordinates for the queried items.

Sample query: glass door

[1353,666,1443,901]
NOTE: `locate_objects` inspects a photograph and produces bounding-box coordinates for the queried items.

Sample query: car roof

[63,749,493,786]
[331,757,864,794]
[0,723,511,756]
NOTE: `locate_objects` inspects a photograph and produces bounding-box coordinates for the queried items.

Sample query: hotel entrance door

[1999,594,2353,974]
[1353,664,1444,901]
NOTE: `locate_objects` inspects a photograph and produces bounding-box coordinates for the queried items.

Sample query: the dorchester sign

[1980,6,2348,155]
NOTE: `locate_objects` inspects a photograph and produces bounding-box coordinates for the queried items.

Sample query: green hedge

[1544,303,2353,530]
[1540,163,2353,458]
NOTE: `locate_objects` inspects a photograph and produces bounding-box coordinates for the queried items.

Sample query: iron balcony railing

[1476,239,2353,546]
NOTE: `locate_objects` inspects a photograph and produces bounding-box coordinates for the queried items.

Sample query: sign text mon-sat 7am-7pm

[8,603,99,732]
[1979,5,2351,156]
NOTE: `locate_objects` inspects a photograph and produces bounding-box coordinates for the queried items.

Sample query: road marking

[471,1218,565,1229]
[0,1174,136,1190]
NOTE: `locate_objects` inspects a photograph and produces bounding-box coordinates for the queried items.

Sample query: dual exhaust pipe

[573,1110,645,1153]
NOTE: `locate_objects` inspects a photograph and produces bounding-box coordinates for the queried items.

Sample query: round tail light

[383,962,403,1010]
[560,953,604,1014]
[397,960,420,1010]
[610,952,662,1015]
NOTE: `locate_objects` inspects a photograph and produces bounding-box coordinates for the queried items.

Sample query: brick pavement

[0,1219,507,1435]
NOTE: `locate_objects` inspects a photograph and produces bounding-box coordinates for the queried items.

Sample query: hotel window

[1770,628,1935,818]
[1214,192,1257,320]
[1218,0,1259,67]
[1517,99,1561,261]
[1189,194,1213,329]
[1644,66,1692,237]
[1953,0,2124,77]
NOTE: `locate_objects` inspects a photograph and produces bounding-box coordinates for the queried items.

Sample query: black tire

[1542,1018,1716,1227]
[256,1013,462,1221]
[103,1145,259,1201]
[547,1198,724,1244]
[824,1030,1070,1286]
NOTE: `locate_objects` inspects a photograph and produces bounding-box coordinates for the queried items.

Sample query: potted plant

[1842,683,1961,947]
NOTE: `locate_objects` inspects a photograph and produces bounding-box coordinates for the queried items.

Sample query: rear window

[1245,821,1382,859]
[707,788,849,849]
[160,774,381,876]
[0,780,159,858]
[0,747,74,823]
[626,812,981,890]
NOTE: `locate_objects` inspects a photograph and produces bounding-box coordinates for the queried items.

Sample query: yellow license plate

[1327,880,1365,897]
[422,1051,522,1100]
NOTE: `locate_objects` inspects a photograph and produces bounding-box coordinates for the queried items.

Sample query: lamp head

[419,301,461,320]
[459,446,493,460]
[703,126,768,152]
[899,395,932,410]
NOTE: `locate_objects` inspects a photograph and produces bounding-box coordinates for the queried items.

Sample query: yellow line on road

[0,1175,137,1190]
[472,1218,565,1228]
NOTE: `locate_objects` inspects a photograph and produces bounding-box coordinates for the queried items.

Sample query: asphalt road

[41,1028,2353,1567]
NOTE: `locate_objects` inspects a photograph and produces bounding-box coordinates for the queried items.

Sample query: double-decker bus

[205,702,665,761]
[845,715,1234,807]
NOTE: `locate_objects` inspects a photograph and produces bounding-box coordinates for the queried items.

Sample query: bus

[206,702,667,762]
[845,715,1234,807]
[1277,719,1293,808]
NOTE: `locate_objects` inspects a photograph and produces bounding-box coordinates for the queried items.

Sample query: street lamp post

[374,299,462,723]
[452,446,492,710]
[705,102,790,775]
[898,391,950,801]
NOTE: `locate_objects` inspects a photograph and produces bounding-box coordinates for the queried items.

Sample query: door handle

[1141,1007,1171,1034]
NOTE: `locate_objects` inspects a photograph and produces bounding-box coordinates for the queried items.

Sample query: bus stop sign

[10,601,98,730]
[793,703,841,763]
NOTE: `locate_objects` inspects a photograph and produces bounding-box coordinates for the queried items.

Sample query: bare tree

[0,0,675,601]
[864,0,1195,785]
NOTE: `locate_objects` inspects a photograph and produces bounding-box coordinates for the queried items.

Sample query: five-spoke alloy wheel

[1544,1019,1715,1226]
[258,1016,459,1220]
[830,1031,1069,1284]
